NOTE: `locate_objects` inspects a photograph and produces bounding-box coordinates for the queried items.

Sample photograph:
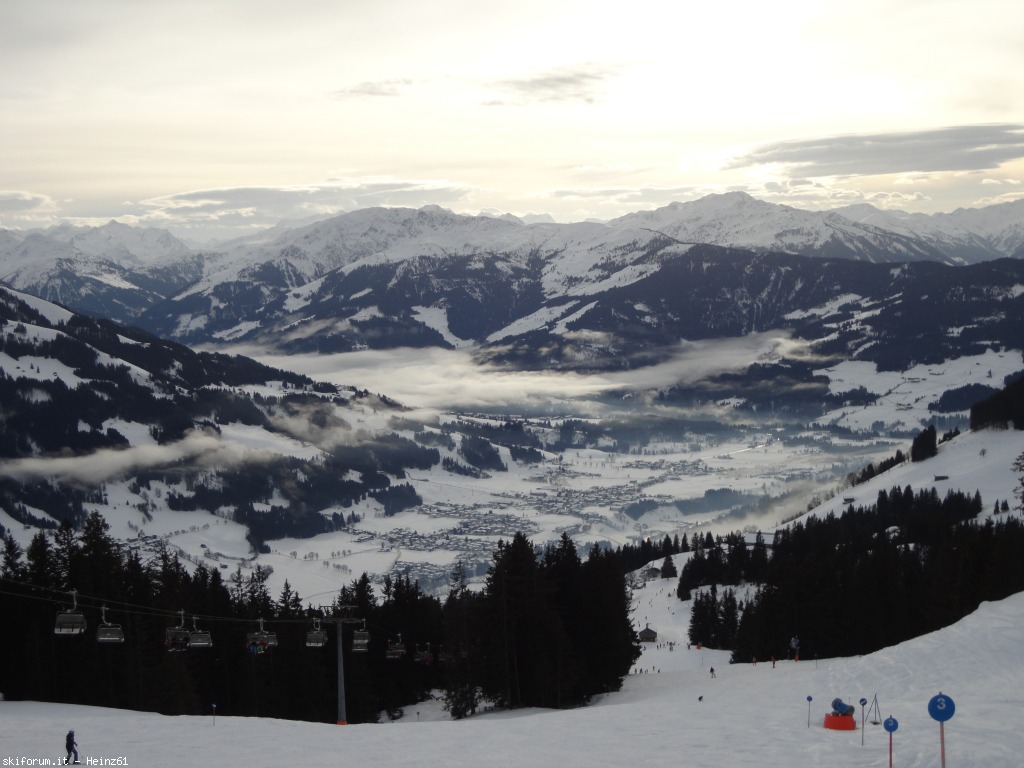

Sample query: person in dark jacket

[65,730,79,764]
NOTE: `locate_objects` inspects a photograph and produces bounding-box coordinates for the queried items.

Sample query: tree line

[0,516,638,723]
[675,486,1024,664]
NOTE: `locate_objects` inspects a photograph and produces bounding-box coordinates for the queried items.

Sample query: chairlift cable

[2,574,422,652]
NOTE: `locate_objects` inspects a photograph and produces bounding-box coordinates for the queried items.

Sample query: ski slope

[4,572,1023,767]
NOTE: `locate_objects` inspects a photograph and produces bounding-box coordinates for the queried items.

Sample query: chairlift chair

[305,618,328,648]
[96,605,125,644]
[188,616,213,648]
[386,634,406,660]
[352,620,370,652]
[415,643,433,665]
[246,617,277,654]
[165,610,190,651]
[54,589,87,636]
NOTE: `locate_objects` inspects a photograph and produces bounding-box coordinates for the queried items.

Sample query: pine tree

[26,531,59,589]
[1,530,26,580]
[442,561,481,719]
[660,554,678,579]
[276,579,303,618]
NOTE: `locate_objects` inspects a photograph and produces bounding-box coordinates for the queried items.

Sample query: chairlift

[246,617,277,654]
[415,643,433,665]
[165,610,190,651]
[96,605,125,644]
[386,634,406,660]
[54,589,87,635]
[305,618,328,648]
[352,620,369,653]
[188,616,213,648]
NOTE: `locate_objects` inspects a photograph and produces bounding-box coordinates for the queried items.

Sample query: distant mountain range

[2,192,1024,375]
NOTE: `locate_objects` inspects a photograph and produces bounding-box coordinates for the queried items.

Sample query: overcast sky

[2,0,1023,241]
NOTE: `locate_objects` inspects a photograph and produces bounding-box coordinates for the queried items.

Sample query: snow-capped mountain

[608,191,999,262]
[44,219,194,265]
[0,222,201,323]
[135,236,1024,384]
[3,192,1024,358]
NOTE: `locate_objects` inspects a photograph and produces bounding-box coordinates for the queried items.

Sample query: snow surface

[4,572,1023,767]
[813,349,1023,432]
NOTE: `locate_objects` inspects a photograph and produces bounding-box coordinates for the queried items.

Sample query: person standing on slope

[65,729,79,764]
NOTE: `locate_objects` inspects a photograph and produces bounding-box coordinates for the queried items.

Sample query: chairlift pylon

[96,605,125,644]
[54,589,87,636]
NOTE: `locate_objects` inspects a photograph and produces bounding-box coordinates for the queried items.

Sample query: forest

[677,486,1024,662]
[0,518,639,723]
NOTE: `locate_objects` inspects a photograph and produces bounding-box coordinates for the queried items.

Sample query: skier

[709,666,716,678]
[65,730,79,765]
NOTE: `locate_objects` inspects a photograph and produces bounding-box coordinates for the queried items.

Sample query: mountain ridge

[4,192,1024,332]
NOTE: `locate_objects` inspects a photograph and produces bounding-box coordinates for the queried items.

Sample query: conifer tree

[660,555,678,579]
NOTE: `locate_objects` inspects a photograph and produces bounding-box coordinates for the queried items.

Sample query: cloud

[729,124,1024,178]
[235,331,817,414]
[490,64,614,105]
[133,177,475,241]
[971,191,1024,208]
[545,185,711,212]
[331,79,415,98]
[0,190,60,225]
[0,429,275,486]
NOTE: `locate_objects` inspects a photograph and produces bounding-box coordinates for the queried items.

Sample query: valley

[7,341,1014,605]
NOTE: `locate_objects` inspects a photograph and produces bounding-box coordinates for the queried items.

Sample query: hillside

[2,574,1022,767]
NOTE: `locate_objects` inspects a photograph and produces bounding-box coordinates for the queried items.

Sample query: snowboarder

[65,730,79,764]
[709,667,716,678]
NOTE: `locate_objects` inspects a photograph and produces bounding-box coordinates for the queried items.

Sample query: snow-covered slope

[3,574,1022,767]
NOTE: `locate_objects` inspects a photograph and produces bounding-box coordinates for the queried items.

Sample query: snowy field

[4,570,1023,767]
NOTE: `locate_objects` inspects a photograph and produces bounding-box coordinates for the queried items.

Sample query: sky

[2,0,1024,242]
